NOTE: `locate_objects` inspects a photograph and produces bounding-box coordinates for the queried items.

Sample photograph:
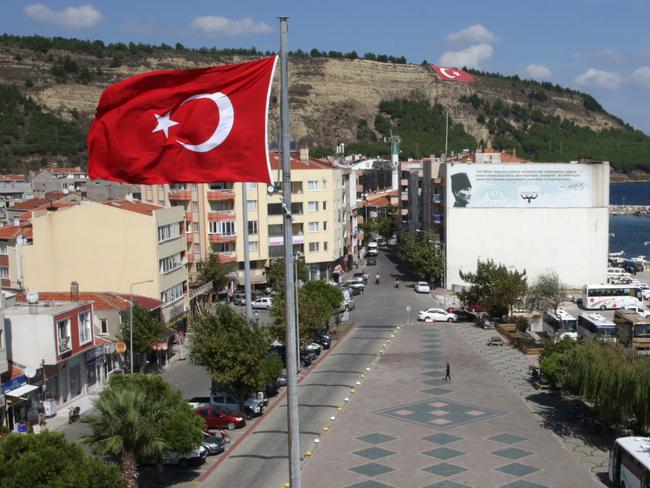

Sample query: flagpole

[241,184,253,320]
[279,16,301,488]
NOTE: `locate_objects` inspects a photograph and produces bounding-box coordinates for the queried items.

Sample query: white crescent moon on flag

[177,92,234,153]
[439,67,459,79]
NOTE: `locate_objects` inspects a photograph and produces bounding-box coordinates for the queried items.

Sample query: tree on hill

[190,304,278,408]
[0,431,121,488]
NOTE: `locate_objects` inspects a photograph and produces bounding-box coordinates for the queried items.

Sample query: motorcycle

[68,406,81,424]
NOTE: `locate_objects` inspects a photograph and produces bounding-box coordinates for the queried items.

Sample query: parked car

[414,282,431,293]
[487,336,504,346]
[195,405,246,430]
[162,445,208,468]
[201,432,226,455]
[305,342,323,356]
[252,297,273,310]
[624,305,650,318]
[418,308,457,323]
[189,391,263,419]
[265,381,279,398]
[344,281,364,295]
[314,329,332,349]
[275,374,288,387]
[475,312,495,329]
[300,349,316,368]
[366,256,377,266]
[231,293,247,306]
[446,307,477,322]
[353,272,368,285]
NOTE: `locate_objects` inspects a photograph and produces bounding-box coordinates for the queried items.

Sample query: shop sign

[2,375,26,394]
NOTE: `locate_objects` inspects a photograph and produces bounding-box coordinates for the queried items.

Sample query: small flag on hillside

[88,56,277,184]
[432,65,476,83]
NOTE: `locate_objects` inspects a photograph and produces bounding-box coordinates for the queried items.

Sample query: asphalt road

[202,247,437,487]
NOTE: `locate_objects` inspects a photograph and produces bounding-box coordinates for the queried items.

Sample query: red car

[446,307,478,322]
[195,405,247,430]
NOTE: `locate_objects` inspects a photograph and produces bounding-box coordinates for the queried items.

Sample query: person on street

[220,429,231,444]
[37,401,46,426]
[375,273,380,284]
[444,363,451,382]
[394,278,400,288]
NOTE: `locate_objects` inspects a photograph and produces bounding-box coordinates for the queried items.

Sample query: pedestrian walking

[37,401,46,426]
[444,362,451,382]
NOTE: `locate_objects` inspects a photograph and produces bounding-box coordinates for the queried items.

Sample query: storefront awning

[5,384,38,398]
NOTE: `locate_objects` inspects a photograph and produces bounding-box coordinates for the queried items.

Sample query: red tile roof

[0,222,32,240]
[102,200,161,216]
[268,152,336,171]
[18,201,78,220]
[46,167,85,175]
[0,174,27,182]
[10,192,66,211]
[16,291,161,311]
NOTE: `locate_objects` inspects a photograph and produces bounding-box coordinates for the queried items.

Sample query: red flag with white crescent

[432,65,477,83]
[88,56,277,184]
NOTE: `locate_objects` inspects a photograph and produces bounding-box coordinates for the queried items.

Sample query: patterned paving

[492,447,533,460]
[353,447,396,460]
[423,482,472,488]
[349,462,395,477]
[375,397,505,430]
[499,480,549,488]
[422,433,463,445]
[422,462,468,477]
[346,481,394,488]
[421,447,465,460]
[356,433,397,445]
[488,433,527,445]
[496,462,541,477]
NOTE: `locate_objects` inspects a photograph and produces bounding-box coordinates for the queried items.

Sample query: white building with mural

[443,162,610,289]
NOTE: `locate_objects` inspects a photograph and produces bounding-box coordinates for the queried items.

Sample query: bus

[543,308,578,341]
[577,312,618,343]
[609,437,650,487]
[582,284,643,310]
[614,310,650,351]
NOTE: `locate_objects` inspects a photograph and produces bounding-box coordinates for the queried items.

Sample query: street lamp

[294,252,303,372]
[129,279,154,373]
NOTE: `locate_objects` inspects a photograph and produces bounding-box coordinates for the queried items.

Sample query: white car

[161,445,208,467]
[252,297,273,310]
[624,305,650,319]
[418,308,457,323]
[305,342,323,356]
[414,282,431,293]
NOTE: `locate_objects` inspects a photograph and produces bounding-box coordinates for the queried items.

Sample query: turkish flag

[432,65,476,83]
[88,56,277,184]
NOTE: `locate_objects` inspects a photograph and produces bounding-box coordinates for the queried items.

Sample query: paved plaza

[301,321,602,488]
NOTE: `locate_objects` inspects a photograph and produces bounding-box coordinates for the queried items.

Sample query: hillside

[0,34,649,175]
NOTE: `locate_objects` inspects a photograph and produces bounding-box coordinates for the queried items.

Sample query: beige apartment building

[141,150,351,285]
[1,201,188,324]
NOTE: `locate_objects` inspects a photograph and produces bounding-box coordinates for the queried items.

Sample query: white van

[607,267,631,283]
[367,241,378,256]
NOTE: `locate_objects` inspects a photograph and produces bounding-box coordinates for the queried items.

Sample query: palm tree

[83,389,167,488]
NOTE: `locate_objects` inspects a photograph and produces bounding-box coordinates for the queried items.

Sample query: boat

[609,250,625,258]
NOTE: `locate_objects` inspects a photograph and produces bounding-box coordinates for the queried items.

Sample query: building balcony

[207,190,235,201]
[186,233,194,243]
[187,253,195,263]
[218,251,237,263]
[268,234,304,246]
[169,191,192,201]
[209,234,236,243]
[185,212,193,221]
[433,214,443,224]
[401,178,408,186]
[432,194,442,203]
[401,194,409,201]
[208,210,236,221]
[401,209,409,216]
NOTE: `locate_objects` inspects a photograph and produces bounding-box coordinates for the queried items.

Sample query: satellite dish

[26,291,39,304]
[25,367,37,378]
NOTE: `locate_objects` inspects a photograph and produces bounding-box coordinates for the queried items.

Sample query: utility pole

[279,16,301,488]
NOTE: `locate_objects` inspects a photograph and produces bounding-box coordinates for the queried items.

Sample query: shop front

[2,375,39,430]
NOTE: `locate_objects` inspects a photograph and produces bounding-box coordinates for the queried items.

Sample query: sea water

[609,182,650,257]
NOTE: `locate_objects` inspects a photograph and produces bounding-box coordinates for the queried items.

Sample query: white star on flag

[152,112,179,138]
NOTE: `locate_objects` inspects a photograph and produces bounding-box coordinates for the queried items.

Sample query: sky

[2,0,650,135]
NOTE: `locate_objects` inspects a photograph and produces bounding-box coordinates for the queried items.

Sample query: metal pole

[129,286,134,373]
[445,111,449,155]
[279,16,301,488]
[294,254,301,373]
[241,185,253,320]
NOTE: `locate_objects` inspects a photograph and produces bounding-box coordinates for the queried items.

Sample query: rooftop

[269,152,338,171]
[9,192,67,211]
[16,291,161,312]
[102,200,162,216]
[4,301,91,316]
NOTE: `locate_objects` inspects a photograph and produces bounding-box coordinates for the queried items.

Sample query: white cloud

[525,64,552,80]
[445,24,498,45]
[24,3,103,29]
[631,66,650,89]
[574,68,622,90]
[574,48,623,63]
[190,16,273,37]
[438,43,493,69]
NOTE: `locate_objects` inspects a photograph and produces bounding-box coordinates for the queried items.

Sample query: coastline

[609,205,650,216]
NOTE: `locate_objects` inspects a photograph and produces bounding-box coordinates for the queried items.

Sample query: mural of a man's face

[451,172,472,207]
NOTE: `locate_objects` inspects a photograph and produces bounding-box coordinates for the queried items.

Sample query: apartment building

[31,167,88,198]
[141,150,351,284]
[0,200,188,324]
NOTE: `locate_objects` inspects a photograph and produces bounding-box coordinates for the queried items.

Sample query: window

[248,221,258,235]
[249,241,258,252]
[308,201,319,212]
[247,200,257,212]
[209,221,236,236]
[100,319,108,335]
[79,311,92,345]
[269,246,284,258]
[158,200,165,207]
[309,242,320,252]
[322,179,328,190]
[267,203,282,215]
[208,183,233,190]
[308,222,319,232]
[323,201,327,211]
[291,202,303,214]
[159,252,184,273]
[323,221,328,231]
[268,224,283,237]
[0,267,8,279]
[158,185,164,191]
[57,318,71,353]
[161,283,184,304]
[246,182,257,190]
[194,243,201,254]
[193,222,200,233]
[0,329,3,351]
[291,182,303,193]
[192,183,198,190]
[0,243,7,255]
[308,180,318,191]
[191,201,198,212]
[324,241,328,251]
[158,222,182,242]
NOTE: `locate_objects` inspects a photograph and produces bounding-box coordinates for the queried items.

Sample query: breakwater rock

[610,205,650,216]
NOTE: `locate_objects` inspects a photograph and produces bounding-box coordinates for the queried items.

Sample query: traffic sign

[115,341,127,353]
